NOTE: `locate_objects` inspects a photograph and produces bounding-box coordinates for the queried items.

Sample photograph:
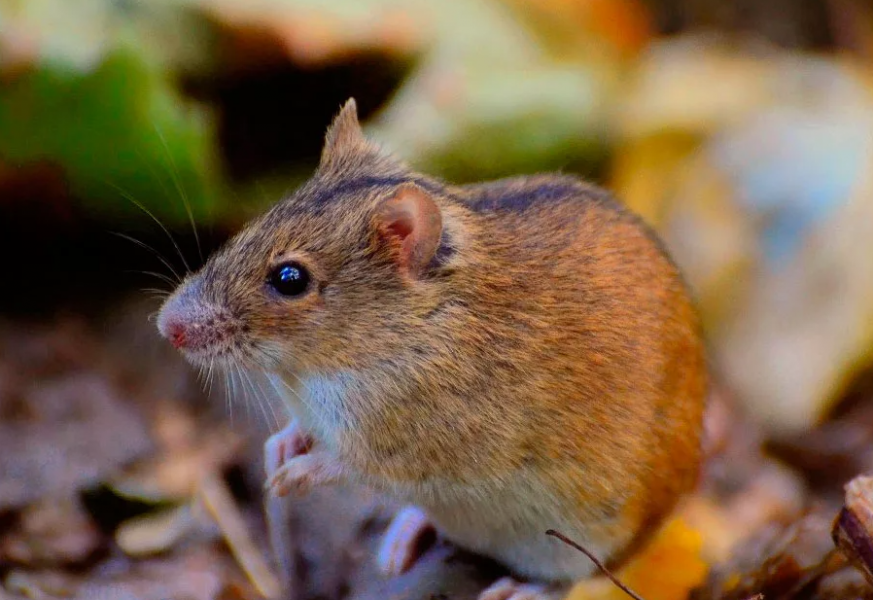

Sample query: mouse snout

[157,283,239,357]
[158,315,207,352]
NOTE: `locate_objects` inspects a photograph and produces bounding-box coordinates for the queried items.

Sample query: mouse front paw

[266,451,345,496]
[478,577,563,600]
[377,505,436,576]
[264,419,313,480]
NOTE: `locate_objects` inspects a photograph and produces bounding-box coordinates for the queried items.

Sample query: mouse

[157,99,707,600]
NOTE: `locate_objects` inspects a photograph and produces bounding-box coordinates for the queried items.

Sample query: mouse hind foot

[478,577,567,600]
[377,505,437,576]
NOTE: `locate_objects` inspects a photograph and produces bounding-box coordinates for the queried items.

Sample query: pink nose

[166,321,188,349]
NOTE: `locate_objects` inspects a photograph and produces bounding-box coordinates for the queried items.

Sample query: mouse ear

[320,98,368,165]
[373,184,443,278]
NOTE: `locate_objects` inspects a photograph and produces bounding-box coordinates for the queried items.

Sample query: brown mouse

[157,99,706,600]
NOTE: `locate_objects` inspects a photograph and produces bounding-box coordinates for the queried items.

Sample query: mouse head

[157,99,453,375]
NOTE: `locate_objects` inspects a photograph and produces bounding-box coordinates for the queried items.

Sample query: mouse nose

[165,321,188,349]
[157,311,190,349]
[157,278,205,350]
[157,281,239,356]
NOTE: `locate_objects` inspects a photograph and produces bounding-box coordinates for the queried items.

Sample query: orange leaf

[567,518,709,600]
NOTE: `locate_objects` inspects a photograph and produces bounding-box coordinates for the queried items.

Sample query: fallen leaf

[566,518,708,600]
[833,474,873,586]
[0,497,103,566]
[115,504,201,557]
[695,510,845,600]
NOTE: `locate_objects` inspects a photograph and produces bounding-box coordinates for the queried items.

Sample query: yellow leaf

[566,518,708,600]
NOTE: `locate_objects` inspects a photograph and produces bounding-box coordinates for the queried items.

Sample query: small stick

[200,471,282,599]
[546,529,647,600]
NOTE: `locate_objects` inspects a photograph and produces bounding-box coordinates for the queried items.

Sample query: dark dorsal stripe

[469,180,585,214]
[310,175,411,210]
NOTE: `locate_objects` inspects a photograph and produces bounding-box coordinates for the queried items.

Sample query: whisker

[113,232,183,284]
[197,364,209,394]
[104,181,192,274]
[206,357,216,398]
[140,288,171,299]
[264,374,296,429]
[234,364,252,425]
[252,372,282,432]
[243,367,279,432]
[127,269,178,288]
[223,366,233,427]
[152,124,204,266]
[257,375,282,432]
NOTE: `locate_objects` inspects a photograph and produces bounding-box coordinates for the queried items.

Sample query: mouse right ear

[372,184,443,279]
[320,98,368,166]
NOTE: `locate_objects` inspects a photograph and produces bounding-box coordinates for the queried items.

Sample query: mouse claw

[264,419,313,480]
[478,577,560,600]
[267,451,344,497]
[377,505,436,576]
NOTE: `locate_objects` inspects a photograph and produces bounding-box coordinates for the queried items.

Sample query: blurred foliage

[2,0,873,433]
[610,36,873,433]
[0,0,222,224]
[0,0,637,226]
[3,1,873,599]
[0,46,219,223]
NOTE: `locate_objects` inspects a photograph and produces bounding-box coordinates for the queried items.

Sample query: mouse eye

[268,262,311,297]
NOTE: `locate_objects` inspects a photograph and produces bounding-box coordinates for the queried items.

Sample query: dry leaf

[833,474,873,586]
[0,498,102,566]
[695,510,844,600]
[115,504,200,557]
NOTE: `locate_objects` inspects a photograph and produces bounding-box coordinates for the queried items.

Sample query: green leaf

[0,44,222,226]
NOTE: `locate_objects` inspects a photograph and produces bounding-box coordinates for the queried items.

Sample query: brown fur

[157,99,707,581]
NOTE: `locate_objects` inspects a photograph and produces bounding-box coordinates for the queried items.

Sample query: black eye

[268,262,311,297]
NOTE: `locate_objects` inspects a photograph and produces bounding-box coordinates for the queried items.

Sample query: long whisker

[152,124,204,266]
[224,364,236,428]
[127,269,178,288]
[196,363,209,394]
[264,374,297,427]
[270,374,326,435]
[105,181,192,273]
[112,232,183,284]
[140,288,172,299]
[254,372,280,432]
[234,364,253,424]
[240,366,272,431]
[252,372,282,432]
[206,357,216,398]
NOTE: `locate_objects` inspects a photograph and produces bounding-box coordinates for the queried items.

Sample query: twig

[200,471,282,599]
[546,529,647,600]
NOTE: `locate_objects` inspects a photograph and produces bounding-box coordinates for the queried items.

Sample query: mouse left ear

[321,98,368,166]
[373,184,443,278]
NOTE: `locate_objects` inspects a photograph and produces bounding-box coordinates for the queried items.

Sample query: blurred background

[2,0,873,599]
